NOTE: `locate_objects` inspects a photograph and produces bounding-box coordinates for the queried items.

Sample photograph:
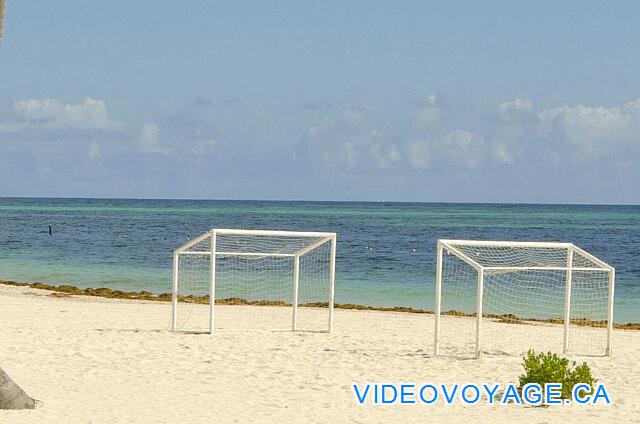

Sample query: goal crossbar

[207,228,335,238]
[441,239,574,249]
[175,230,334,258]
[176,251,297,258]
[439,239,614,271]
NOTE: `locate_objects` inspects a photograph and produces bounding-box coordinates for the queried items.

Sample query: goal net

[434,240,615,358]
[172,229,336,333]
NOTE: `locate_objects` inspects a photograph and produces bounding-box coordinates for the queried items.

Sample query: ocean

[0,198,638,323]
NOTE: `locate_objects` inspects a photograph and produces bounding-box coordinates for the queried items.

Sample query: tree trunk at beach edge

[0,367,36,410]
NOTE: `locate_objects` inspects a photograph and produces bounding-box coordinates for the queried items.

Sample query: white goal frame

[171,229,337,334]
[433,239,615,359]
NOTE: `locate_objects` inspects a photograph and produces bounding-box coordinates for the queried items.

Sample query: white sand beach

[1,283,639,423]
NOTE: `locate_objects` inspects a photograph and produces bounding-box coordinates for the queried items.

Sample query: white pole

[292,256,300,331]
[171,251,179,332]
[328,235,337,333]
[214,229,335,238]
[563,247,574,353]
[433,242,443,356]
[209,230,217,334]
[606,268,615,356]
[475,268,484,359]
[440,239,573,249]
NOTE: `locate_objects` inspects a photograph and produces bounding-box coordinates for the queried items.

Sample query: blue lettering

[400,384,416,404]
[522,383,542,405]
[419,384,438,404]
[352,384,371,405]
[461,384,480,404]
[592,385,611,405]
[482,384,500,405]
[381,384,398,404]
[544,383,563,405]
[572,383,591,404]
[501,384,522,404]
[441,384,459,404]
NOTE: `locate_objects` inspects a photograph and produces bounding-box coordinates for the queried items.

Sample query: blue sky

[1,1,639,203]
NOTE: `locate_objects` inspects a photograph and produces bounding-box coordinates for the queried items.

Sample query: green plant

[519,350,596,399]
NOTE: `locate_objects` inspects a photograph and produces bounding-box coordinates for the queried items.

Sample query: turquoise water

[1,198,639,322]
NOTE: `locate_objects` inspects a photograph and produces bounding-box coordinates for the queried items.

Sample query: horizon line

[0,195,638,207]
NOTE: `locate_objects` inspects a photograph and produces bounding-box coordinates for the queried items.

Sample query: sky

[0,1,639,204]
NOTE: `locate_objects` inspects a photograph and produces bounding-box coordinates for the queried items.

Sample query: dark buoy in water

[48,225,53,235]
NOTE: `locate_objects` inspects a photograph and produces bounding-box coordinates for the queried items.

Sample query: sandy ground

[1,284,639,423]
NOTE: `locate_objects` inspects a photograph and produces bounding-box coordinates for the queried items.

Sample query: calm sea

[0,198,638,322]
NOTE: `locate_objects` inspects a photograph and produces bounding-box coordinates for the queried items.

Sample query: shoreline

[2,279,639,330]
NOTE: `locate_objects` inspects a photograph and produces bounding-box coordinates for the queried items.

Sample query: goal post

[433,239,615,359]
[171,229,337,334]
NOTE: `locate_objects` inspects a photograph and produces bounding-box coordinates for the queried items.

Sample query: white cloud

[440,130,487,169]
[537,101,640,160]
[491,98,640,163]
[190,138,216,158]
[299,97,640,176]
[139,123,171,154]
[300,109,400,171]
[3,94,639,201]
[406,139,432,169]
[338,131,400,170]
[88,142,101,160]
[369,139,400,169]
[6,98,122,132]
[408,130,487,170]
[342,106,369,128]
[489,100,538,164]
[498,98,535,122]
[413,95,441,127]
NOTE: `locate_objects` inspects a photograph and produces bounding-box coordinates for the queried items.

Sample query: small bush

[519,349,596,399]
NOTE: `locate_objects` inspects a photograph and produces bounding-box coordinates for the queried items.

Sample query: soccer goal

[433,240,615,359]
[171,229,336,333]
